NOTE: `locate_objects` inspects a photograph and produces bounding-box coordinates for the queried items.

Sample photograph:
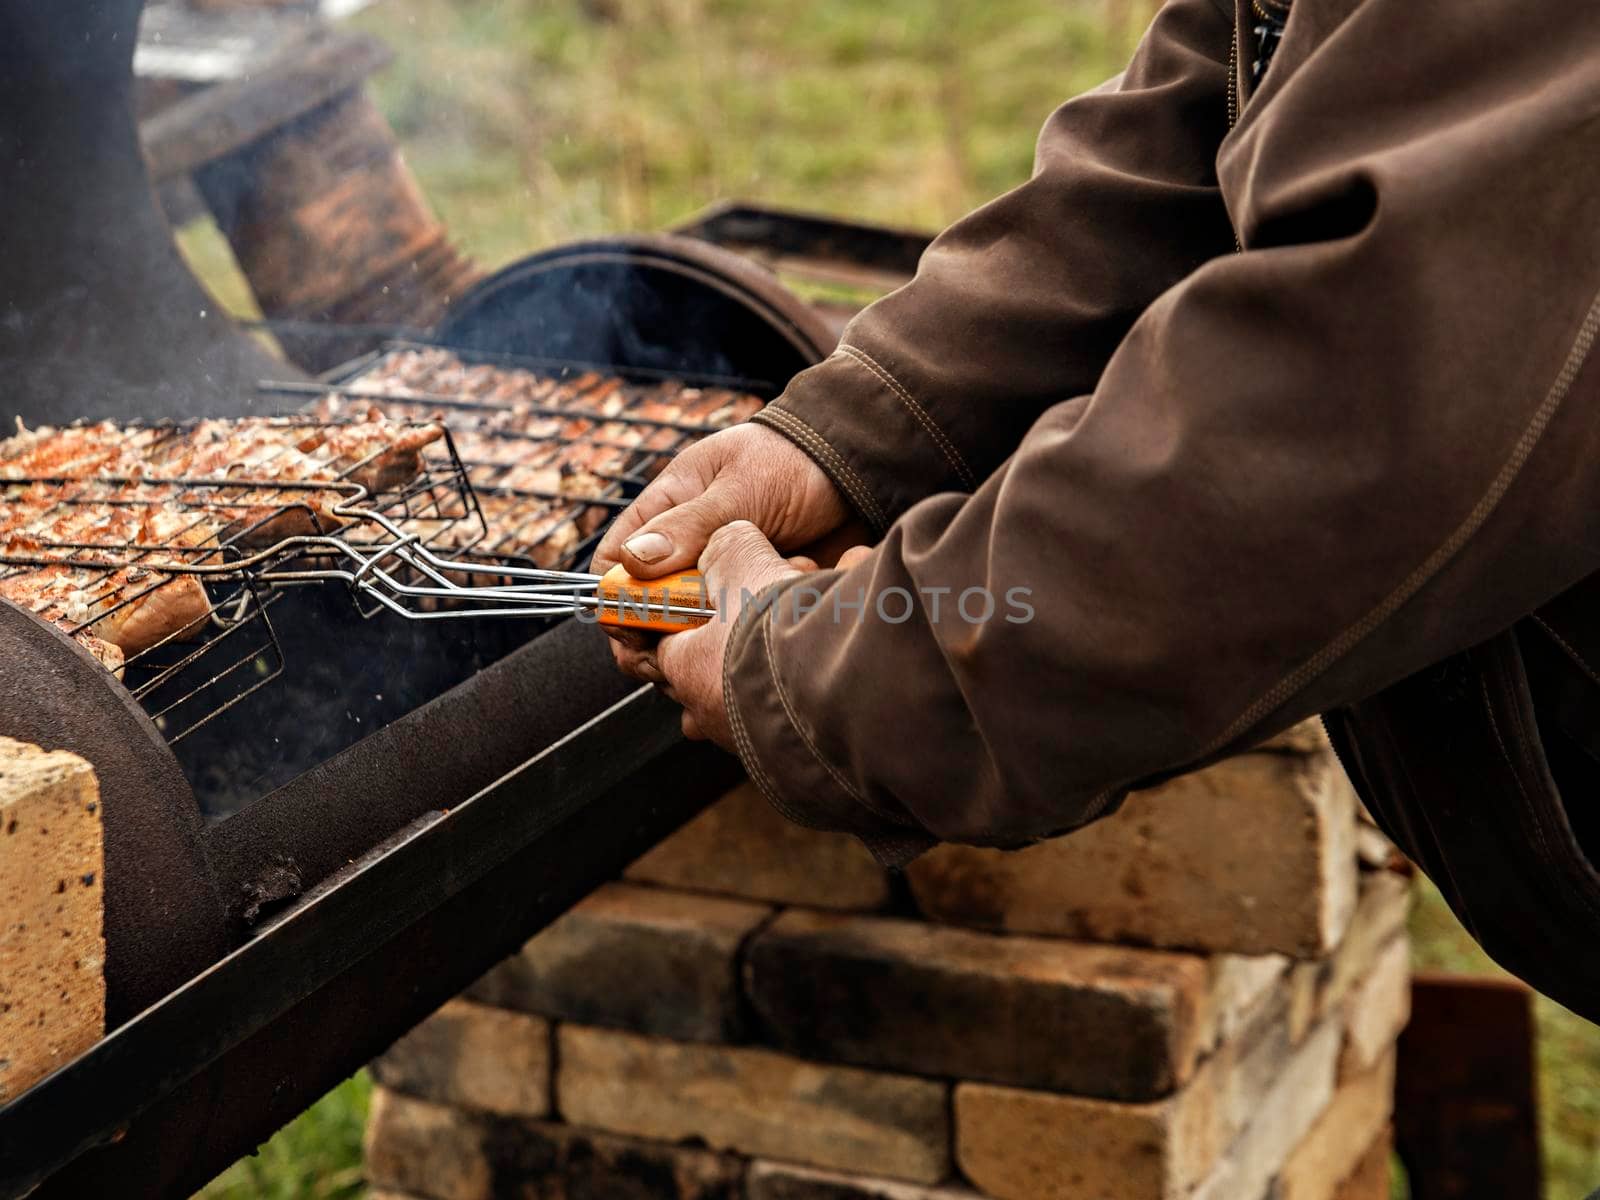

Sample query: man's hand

[658,523,872,749]
[593,422,850,579]
[593,421,852,681]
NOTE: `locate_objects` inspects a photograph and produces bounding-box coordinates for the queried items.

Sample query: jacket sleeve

[748,0,1237,534]
[725,0,1600,864]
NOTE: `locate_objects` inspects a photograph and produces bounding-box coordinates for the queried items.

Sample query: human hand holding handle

[655,522,873,748]
[592,422,854,682]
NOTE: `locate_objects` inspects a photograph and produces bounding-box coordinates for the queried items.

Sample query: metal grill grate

[262,343,766,580]
[1,347,765,742]
[0,417,479,741]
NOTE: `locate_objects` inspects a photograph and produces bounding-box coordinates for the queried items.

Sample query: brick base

[365,1089,744,1200]
[365,755,1402,1200]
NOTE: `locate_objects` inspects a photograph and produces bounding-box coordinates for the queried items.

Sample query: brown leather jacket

[723,0,1600,878]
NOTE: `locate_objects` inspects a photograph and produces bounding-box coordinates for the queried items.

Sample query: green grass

[346,0,1160,270]
[176,2,1600,1197]
[197,1072,371,1200]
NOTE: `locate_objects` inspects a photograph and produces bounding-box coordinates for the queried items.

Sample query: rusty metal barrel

[193,70,480,371]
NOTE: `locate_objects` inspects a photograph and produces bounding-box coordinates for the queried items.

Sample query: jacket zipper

[1227,0,1290,251]
[1226,23,1240,133]
[1226,17,1241,251]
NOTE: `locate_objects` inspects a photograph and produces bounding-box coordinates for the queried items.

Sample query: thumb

[834,545,874,572]
[700,519,795,603]
[619,486,738,578]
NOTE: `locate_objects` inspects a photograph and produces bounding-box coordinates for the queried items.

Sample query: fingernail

[624,531,672,563]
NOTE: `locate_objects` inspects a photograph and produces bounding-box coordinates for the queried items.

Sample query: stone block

[1331,1125,1393,1200]
[1287,871,1410,1045]
[746,1160,982,1199]
[1186,1021,1342,1200]
[364,1089,497,1200]
[1278,1052,1396,1200]
[364,1087,743,1200]
[470,882,770,1043]
[907,752,1358,958]
[952,1001,1331,1200]
[746,909,1272,1100]
[1338,937,1410,1079]
[0,738,104,1102]
[626,781,891,910]
[371,999,550,1117]
[557,1025,949,1184]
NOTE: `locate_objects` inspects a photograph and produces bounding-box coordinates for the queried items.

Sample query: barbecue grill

[0,5,926,1197]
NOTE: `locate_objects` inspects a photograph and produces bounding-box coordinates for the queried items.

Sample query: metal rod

[263,379,734,437]
[281,336,781,394]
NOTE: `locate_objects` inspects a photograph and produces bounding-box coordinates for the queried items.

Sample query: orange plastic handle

[595,564,712,633]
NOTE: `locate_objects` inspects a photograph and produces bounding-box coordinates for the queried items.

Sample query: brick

[557,1025,949,1184]
[746,909,1281,1100]
[371,999,550,1117]
[1354,823,1402,871]
[626,780,891,910]
[1255,719,1331,755]
[1324,873,1409,1002]
[956,1084,1199,1200]
[1338,937,1410,1079]
[1193,952,1291,1054]
[953,998,1319,1200]
[0,738,104,1103]
[1287,871,1410,1044]
[364,1089,497,1200]
[1187,1021,1342,1200]
[364,1087,741,1200]
[1278,1052,1396,1200]
[1332,1125,1393,1200]
[469,882,771,1042]
[538,1122,743,1200]
[747,1161,982,1200]
[907,751,1357,957]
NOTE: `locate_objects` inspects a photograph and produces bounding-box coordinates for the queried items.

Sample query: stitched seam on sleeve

[760,605,874,808]
[753,405,888,531]
[1531,615,1600,689]
[755,599,913,829]
[838,343,978,490]
[725,583,914,835]
[722,598,839,831]
[1206,283,1600,754]
[725,605,863,834]
[723,605,794,821]
[1495,663,1600,921]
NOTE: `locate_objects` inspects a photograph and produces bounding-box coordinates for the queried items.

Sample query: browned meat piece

[79,633,126,677]
[89,574,211,657]
[0,421,169,481]
[300,413,444,493]
[0,560,208,659]
[0,412,444,671]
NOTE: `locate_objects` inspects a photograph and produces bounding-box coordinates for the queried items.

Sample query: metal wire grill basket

[0,347,766,740]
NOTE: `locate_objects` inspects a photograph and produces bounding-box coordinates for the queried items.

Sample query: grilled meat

[0,414,443,667]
